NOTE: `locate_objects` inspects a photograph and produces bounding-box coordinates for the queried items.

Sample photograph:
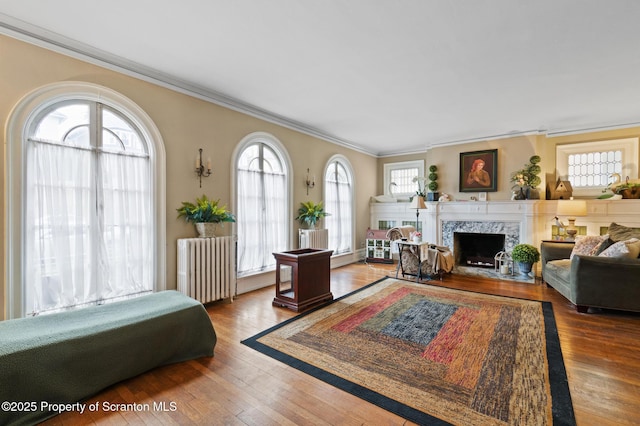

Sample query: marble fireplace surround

[421,201,539,252]
[444,221,520,256]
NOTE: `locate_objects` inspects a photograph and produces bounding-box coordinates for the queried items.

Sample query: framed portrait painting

[459,149,498,192]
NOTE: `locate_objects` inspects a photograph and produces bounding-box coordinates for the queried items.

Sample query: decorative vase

[427,192,439,202]
[513,186,527,200]
[413,236,421,244]
[195,222,217,238]
[517,261,533,275]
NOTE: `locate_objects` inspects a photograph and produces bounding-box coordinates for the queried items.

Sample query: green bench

[0,290,216,425]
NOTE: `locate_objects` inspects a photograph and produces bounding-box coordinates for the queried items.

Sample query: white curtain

[26,142,93,314]
[325,162,353,254]
[25,142,151,315]
[237,169,287,275]
[99,151,152,298]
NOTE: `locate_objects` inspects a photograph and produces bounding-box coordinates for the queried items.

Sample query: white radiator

[177,236,236,304]
[299,229,329,249]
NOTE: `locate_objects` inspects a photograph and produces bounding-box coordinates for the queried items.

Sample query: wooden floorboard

[42,262,640,425]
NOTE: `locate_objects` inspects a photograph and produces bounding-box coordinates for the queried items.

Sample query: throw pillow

[570,235,609,259]
[594,238,615,255]
[608,222,640,243]
[598,238,640,259]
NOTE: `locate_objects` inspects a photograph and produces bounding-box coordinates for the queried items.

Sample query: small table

[395,240,433,282]
[272,248,334,312]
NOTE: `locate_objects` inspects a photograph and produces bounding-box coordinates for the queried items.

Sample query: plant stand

[273,248,334,312]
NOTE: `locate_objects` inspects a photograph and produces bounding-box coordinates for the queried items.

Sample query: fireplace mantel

[370,199,640,249]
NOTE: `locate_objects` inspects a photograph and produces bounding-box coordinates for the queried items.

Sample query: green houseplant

[612,177,640,199]
[511,243,540,275]
[295,201,329,229]
[510,155,542,199]
[427,165,439,201]
[177,195,235,237]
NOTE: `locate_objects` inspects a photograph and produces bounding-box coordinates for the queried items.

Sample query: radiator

[177,236,236,303]
[299,229,329,249]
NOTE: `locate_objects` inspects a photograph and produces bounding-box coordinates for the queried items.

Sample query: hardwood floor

[44,262,640,425]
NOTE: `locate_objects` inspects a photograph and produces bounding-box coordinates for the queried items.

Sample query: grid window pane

[390,167,419,194]
[567,150,623,188]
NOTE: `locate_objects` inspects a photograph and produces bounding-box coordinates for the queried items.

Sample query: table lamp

[557,199,587,240]
[408,195,426,231]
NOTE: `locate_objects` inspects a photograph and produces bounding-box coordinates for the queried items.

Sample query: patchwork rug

[242,277,575,425]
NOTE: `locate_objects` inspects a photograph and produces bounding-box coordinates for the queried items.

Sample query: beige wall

[378,136,539,201]
[3,34,640,319]
[378,131,640,200]
[0,35,377,319]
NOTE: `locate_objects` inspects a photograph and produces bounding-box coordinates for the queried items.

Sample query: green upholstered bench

[0,290,216,425]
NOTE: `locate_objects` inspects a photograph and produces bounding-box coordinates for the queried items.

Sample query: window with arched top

[324,155,354,255]
[235,133,291,276]
[6,82,166,318]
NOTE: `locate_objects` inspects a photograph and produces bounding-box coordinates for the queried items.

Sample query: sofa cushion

[570,235,609,259]
[598,238,640,259]
[545,259,572,283]
[608,222,640,243]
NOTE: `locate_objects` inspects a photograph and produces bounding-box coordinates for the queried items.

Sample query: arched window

[6,82,166,318]
[234,133,291,276]
[324,155,354,255]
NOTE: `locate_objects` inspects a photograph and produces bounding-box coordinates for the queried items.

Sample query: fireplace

[442,220,520,254]
[454,232,505,268]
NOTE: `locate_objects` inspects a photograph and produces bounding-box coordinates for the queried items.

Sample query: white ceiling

[2,1,640,156]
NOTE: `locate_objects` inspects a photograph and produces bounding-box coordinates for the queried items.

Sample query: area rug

[242,277,575,425]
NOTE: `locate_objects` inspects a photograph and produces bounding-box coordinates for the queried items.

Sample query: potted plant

[511,243,540,275]
[510,155,542,199]
[427,165,439,201]
[177,195,236,238]
[412,175,427,200]
[295,201,329,229]
[612,176,640,199]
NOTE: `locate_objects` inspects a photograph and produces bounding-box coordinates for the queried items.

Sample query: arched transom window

[324,156,354,255]
[235,133,290,276]
[24,101,153,315]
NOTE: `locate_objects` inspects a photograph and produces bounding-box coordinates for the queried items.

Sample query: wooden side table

[272,248,334,312]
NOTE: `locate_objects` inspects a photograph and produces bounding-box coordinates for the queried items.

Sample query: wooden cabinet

[272,248,333,312]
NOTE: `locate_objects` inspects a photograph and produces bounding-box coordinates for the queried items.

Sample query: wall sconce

[305,168,315,195]
[195,148,212,187]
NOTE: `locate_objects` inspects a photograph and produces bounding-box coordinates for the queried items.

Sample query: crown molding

[0,14,378,157]
[5,14,639,159]
[544,122,640,138]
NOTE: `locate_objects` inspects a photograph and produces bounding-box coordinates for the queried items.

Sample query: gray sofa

[541,223,640,313]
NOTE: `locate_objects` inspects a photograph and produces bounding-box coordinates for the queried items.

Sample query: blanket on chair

[386,225,416,241]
